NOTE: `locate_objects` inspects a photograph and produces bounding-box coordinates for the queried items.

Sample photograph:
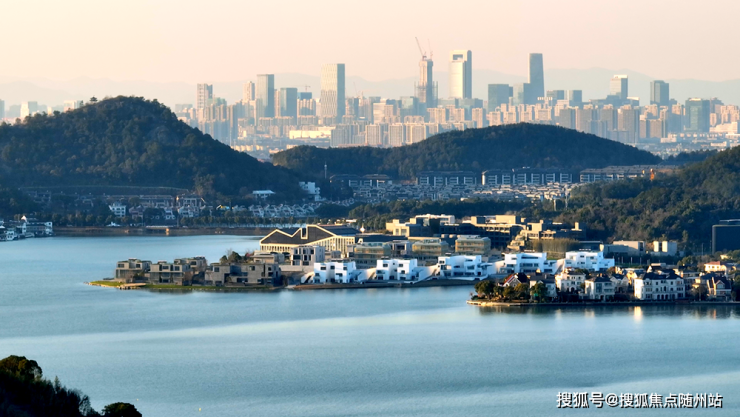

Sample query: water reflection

[476,304,740,319]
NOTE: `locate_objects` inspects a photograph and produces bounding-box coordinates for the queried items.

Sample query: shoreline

[467,300,740,307]
[54,227,270,237]
[87,279,475,292]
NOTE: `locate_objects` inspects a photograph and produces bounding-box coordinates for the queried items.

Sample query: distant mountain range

[1,69,739,110]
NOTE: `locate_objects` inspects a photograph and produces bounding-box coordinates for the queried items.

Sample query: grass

[89,280,124,287]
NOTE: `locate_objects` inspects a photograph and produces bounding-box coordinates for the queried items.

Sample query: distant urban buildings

[320,63,346,122]
[196,84,213,110]
[449,50,472,99]
[256,74,275,120]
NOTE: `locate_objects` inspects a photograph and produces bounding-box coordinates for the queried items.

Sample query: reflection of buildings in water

[633,306,643,321]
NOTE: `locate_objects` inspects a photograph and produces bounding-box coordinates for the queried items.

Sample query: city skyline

[2,0,740,84]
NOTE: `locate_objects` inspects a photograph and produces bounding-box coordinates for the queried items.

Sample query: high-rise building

[20,101,38,119]
[650,80,670,107]
[320,64,346,121]
[278,88,298,118]
[567,90,583,106]
[685,98,710,133]
[529,53,544,103]
[488,84,511,111]
[0,99,4,119]
[243,82,255,102]
[449,50,472,99]
[63,100,84,112]
[256,74,275,120]
[416,58,436,108]
[558,108,576,129]
[610,75,628,100]
[513,83,536,106]
[196,84,213,110]
[546,90,565,104]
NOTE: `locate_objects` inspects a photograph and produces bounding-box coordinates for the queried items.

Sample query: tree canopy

[0,96,301,199]
[272,123,661,180]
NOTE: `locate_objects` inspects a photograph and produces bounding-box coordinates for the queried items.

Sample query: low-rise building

[704,261,733,274]
[375,259,434,282]
[437,255,493,280]
[584,276,615,301]
[412,239,451,263]
[563,251,614,272]
[109,202,127,217]
[528,274,558,298]
[455,235,491,255]
[633,272,685,301]
[555,269,586,294]
[310,261,366,284]
[115,259,152,282]
[204,260,279,286]
[494,252,559,275]
[290,245,325,266]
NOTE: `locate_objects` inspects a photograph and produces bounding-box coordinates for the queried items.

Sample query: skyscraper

[449,50,472,99]
[320,64,346,121]
[416,59,436,108]
[243,82,255,102]
[488,84,511,111]
[0,99,4,119]
[278,88,298,118]
[567,90,583,106]
[685,98,710,133]
[650,80,670,107]
[196,83,213,110]
[513,83,535,106]
[529,53,544,103]
[610,75,628,100]
[256,74,275,120]
[20,101,38,119]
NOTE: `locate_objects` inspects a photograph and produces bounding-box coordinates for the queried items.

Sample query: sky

[2,0,739,83]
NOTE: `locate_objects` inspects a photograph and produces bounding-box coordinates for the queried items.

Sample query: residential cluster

[0,216,53,242]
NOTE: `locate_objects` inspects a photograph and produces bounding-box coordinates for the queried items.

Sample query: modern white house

[109,202,127,217]
[310,261,368,284]
[375,259,436,282]
[555,269,587,293]
[633,272,685,301]
[494,252,559,275]
[584,276,615,301]
[437,255,493,280]
[563,251,615,272]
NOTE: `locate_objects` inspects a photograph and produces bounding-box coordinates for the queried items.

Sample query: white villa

[563,251,615,272]
[437,255,493,280]
[633,272,685,301]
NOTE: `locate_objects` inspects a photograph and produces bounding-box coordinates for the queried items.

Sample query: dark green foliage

[0,355,99,417]
[272,124,661,179]
[102,403,141,417]
[663,150,718,165]
[0,96,301,198]
[0,178,38,216]
[559,146,740,248]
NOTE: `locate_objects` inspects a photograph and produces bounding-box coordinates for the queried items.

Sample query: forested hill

[272,123,661,179]
[558,145,740,247]
[0,97,301,197]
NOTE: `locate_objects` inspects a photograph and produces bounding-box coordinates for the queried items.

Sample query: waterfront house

[563,251,615,272]
[149,260,192,285]
[204,259,280,286]
[584,276,615,301]
[633,272,685,301]
[310,261,366,284]
[374,259,435,282]
[697,273,732,301]
[115,259,152,283]
[503,273,529,287]
[494,252,559,275]
[437,255,493,280]
[555,268,586,294]
[528,274,557,298]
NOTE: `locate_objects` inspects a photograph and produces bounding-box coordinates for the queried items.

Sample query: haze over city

[2,0,739,83]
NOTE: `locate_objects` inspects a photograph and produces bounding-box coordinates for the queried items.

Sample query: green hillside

[558,145,740,248]
[0,96,301,198]
[272,123,662,179]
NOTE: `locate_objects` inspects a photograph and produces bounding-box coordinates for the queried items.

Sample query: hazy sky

[3,0,739,83]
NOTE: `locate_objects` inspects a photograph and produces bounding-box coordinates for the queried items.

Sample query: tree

[502,286,515,301]
[0,355,42,380]
[514,283,530,300]
[103,403,142,417]
[691,285,708,301]
[530,282,549,302]
[474,280,495,299]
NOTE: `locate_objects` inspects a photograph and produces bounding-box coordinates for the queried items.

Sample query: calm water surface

[2,236,740,416]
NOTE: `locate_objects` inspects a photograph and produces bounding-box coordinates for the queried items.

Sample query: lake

[1,236,738,416]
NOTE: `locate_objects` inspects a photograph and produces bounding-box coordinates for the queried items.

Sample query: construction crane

[415,37,427,60]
